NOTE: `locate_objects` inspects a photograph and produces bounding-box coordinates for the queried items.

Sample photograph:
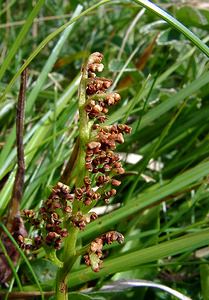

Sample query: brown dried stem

[7,68,27,231]
[0,68,28,284]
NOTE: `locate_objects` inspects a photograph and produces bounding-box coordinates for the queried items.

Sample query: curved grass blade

[2,0,209,102]
[108,69,209,126]
[26,4,83,113]
[0,0,45,80]
[139,70,209,130]
[133,0,209,57]
[99,280,191,300]
[0,5,83,178]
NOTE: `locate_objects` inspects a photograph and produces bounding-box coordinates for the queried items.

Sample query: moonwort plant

[18,52,131,300]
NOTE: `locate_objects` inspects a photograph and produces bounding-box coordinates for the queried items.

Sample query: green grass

[0,0,209,299]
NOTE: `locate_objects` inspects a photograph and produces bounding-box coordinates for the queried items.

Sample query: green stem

[55,60,91,300]
[56,226,79,300]
[76,64,89,186]
[47,249,63,268]
[55,271,68,300]
[68,63,90,188]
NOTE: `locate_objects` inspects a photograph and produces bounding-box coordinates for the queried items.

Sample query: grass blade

[81,160,209,239]
[0,0,112,102]
[133,0,209,57]
[26,4,83,113]
[0,0,45,80]
[69,229,209,287]
[0,76,79,214]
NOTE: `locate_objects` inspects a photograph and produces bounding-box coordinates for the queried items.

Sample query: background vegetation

[0,0,209,299]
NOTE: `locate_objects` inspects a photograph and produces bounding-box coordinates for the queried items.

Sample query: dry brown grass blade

[118,33,158,90]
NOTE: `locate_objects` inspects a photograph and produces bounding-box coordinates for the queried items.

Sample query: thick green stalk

[55,61,90,300]
[56,226,79,300]
[55,270,68,300]
[68,63,91,188]
[76,64,89,186]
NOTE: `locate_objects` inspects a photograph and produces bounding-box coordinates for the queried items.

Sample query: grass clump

[0,1,209,299]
